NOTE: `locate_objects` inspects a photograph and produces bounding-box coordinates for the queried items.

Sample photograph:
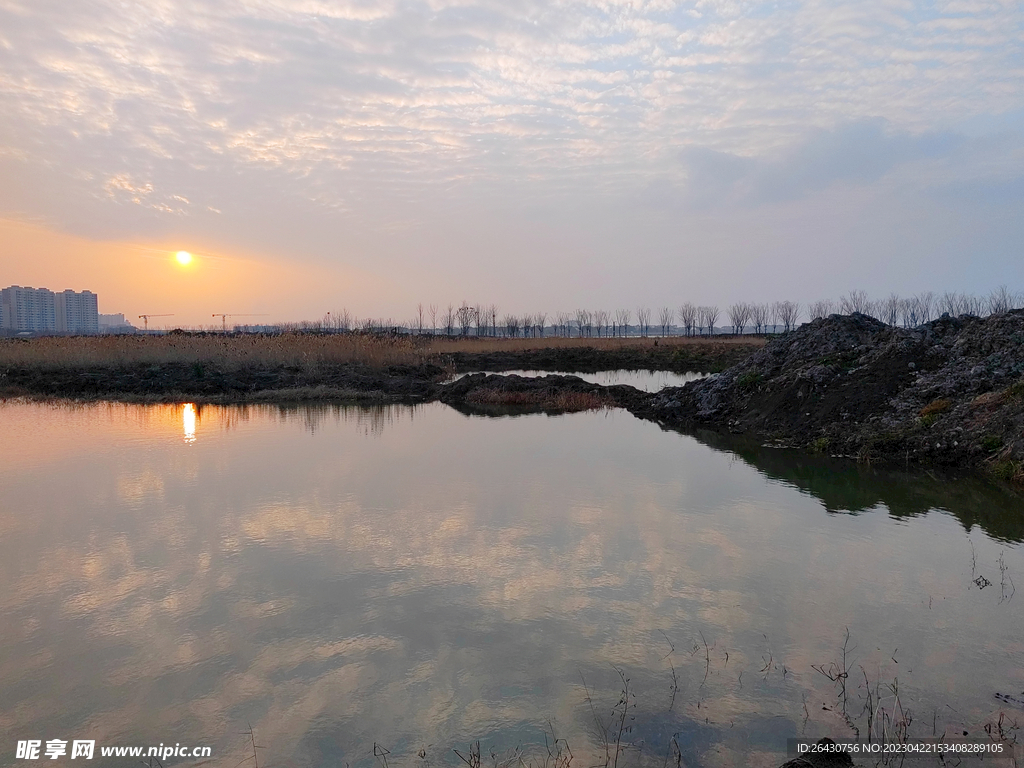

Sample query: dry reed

[0,333,427,370]
[0,333,759,372]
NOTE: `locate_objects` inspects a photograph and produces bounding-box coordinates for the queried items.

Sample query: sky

[1,0,1023,328]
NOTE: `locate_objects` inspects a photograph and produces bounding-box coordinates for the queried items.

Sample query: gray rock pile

[642,311,1024,479]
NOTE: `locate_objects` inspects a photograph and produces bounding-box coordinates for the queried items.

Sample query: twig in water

[452,741,480,768]
[658,630,676,661]
[699,631,711,687]
[237,722,264,768]
[611,668,636,768]
[999,551,1016,603]
[579,672,610,765]
[375,743,392,768]
[760,634,775,681]
[668,660,679,712]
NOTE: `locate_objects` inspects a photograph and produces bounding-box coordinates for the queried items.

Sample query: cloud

[0,0,1022,314]
[674,119,971,207]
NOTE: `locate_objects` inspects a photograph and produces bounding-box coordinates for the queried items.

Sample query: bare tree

[656,307,673,336]
[776,300,800,332]
[428,304,437,335]
[416,303,424,335]
[840,290,870,315]
[989,285,1014,315]
[676,303,693,337]
[502,314,519,337]
[900,297,918,328]
[330,308,352,331]
[807,300,832,321]
[728,302,751,335]
[965,294,986,316]
[457,303,475,336]
[880,293,901,326]
[916,291,935,324]
[939,291,962,317]
[445,304,455,336]
[572,308,587,337]
[615,309,631,337]
[697,305,719,336]
[637,307,652,337]
[749,303,768,333]
[535,312,547,337]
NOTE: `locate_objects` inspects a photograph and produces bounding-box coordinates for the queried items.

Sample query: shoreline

[3,321,1023,484]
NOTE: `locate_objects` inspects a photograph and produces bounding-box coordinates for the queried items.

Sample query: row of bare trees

[806,286,1022,328]
[284,285,1020,337]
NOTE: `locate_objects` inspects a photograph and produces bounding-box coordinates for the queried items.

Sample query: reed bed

[0,333,428,370]
[0,333,760,372]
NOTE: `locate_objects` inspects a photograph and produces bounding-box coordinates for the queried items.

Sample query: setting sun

[175,250,193,265]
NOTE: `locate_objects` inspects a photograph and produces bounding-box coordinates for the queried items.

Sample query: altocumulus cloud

[0,0,1023,303]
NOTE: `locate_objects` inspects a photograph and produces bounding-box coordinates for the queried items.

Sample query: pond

[0,400,1021,767]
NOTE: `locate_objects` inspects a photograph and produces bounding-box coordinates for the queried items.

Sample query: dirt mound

[438,372,642,415]
[640,311,1024,479]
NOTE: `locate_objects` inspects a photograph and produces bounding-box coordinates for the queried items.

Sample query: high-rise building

[1,286,56,332]
[55,289,99,334]
[1,286,99,334]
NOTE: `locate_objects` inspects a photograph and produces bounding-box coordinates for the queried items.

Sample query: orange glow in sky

[0,218,385,329]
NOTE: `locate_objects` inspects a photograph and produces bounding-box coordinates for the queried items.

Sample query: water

[1,400,1022,767]
[448,369,708,392]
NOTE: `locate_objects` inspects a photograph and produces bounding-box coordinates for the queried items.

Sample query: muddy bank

[438,372,648,416]
[0,361,447,403]
[0,340,751,404]
[636,311,1024,480]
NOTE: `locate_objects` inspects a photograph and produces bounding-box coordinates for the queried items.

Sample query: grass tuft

[919,398,952,417]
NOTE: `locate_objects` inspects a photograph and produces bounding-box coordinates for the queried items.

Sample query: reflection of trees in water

[686,428,1024,543]
[237,403,420,436]
[120,402,422,437]
[283,403,421,436]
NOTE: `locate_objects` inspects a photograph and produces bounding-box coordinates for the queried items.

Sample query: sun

[176,250,193,265]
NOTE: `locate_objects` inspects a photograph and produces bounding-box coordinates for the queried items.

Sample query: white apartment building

[55,289,99,333]
[1,285,99,334]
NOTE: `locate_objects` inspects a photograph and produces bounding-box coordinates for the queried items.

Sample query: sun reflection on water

[183,403,197,443]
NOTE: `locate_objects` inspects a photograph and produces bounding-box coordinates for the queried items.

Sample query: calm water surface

[0,401,1021,767]
[449,369,707,391]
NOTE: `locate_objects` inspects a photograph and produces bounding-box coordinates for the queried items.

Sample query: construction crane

[138,314,173,331]
[212,314,268,332]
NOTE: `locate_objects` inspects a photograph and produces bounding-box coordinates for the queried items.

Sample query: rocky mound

[640,311,1024,479]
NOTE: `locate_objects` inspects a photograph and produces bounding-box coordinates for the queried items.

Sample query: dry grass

[0,333,761,371]
[919,398,953,417]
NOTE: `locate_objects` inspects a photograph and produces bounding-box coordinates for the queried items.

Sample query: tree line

[292,286,1021,337]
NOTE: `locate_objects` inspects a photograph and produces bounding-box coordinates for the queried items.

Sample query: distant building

[55,289,99,333]
[1,285,99,334]
[99,313,136,333]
